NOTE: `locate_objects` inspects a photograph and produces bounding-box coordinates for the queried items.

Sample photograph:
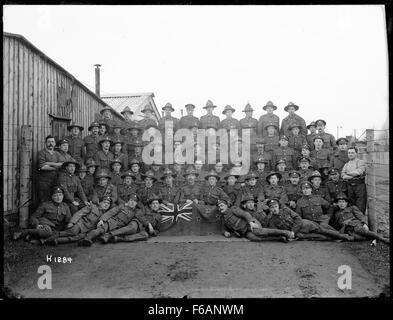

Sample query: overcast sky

[4,5,389,138]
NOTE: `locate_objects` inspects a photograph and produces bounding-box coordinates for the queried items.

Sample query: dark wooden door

[52,118,70,143]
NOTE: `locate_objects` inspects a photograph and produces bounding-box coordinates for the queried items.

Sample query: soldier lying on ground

[41,196,112,245]
[333,193,390,244]
[266,198,352,241]
[13,186,71,243]
[216,198,295,242]
[78,194,143,246]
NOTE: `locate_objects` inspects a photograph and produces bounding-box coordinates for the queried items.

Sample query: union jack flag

[159,202,194,230]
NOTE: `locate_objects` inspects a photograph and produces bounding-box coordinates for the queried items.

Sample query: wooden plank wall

[2,34,117,220]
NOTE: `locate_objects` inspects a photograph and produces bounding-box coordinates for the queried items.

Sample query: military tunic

[160,184,180,205]
[136,207,162,230]
[221,206,253,235]
[58,172,88,204]
[263,185,288,205]
[326,180,348,202]
[298,168,314,183]
[99,204,142,232]
[252,152,273,172]
[94,150,115,171]
[30,201,71,232]
[330,150,348,173]
[258,113,280,137]
[200,114,221,130]
[117,184,138,205]
[222,184,242,206]
[280,114,307,137]
[179,115,200,129]
[277,171,290,186]
[262,135,280,154]
[109,172,123,188]
[312,185,332,203]
[112,151,128,170]
[306,133,318,150]
[310,148,331,170]
[64,135,85,164]
[288,134,307,155]
[220,118,240,131]
[334,205,367,233]
[178,183,203,203]
[273,146,296,170]
[319,132,336,152]
[284,183,302,204]
[239,117,258,136]
[255,170,269,188]
[138,118,158,131]
[80,176,94,201]
[238,185,265,206]
[296,194,332,225]
[84,134,101,160]
[158,115,179,133]
[64,204,108,234]
[267,206,303,232]
[137,186,161,206]
[92,184,118,206]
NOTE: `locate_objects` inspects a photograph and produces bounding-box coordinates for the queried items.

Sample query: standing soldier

[92,170,118,207]
[112,139,128,170]
[109,121,126,151]
[160,168,180,205]
[94,136,115,171]
[118,171,138,205]
[99,106,115,134]
[220,105,240,131]
[298,157,314,182]
[84,122,101,161]
[316,119,336,152]
[311,136,331,170]
[129,158,144,186]
[159,102,179,133]
[331,137,349,173]
[253,139,273,172]
[57,160,89,214]
[37,135,63,202]
[341,146,367,213]
[137,170,161,206]
[56,139,76,167]
[200,100,220,130]
[254,158,269,189]
[287,123,307,157]
[178,168,203,205]
[13,186,71,243]
[125,123,143,157]
[239,103,258,137]
[129,139,145,172]
[120,106,138,134]
[262,123,280,155]
[64,123,85,165]
[138,104,158,131]
[179,104,200,130]
[280,102,307,137]
[306,121,318,150]
[78,165,94,201]
[273,135,296,170]
[41,197,112,245]
[258,101,280,137]
[275,158,290,186]
[297,144,318,170]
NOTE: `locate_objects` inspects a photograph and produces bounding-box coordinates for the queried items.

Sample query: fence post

[365,130,377,231]
[19,125,33,228]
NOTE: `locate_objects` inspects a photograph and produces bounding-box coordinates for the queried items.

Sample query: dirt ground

[3,236,390,298]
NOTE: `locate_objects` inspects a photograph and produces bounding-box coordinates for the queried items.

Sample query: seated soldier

[297,144,317,170]
[112,139,128,170]
[194,160,208,186]
[195,170,231,222]
[306,121,317,150]
[333,193,389,244]
[56,139,76,169]
[308,170,332,203]
[252,139,273,172]
[238,172,264,207]
[276,158,290,186]
[315,119,336,152]
[287,123,306,157]
[118,171,138,205]
[78,165,94,202]
[222,170,241,206]
[273,135,296,170]
[262,123,280,154]
[254,158,269,188]
[214,162,227,188]
[311,136,331,170]
[13,186,71,243]
[160,168,180,205]
[109,158,124,188]
[331,137,349,173]
[296,181,352,241]
[284,171,302,210]
[58,160,89,214]
[129,158,143,187]
[216,198,294,242]
[178,168,203,205]
[92,170,118,207]
[172,162,186,188]
[266,198,351,241]
[326,168,348,202]
[298,156,314,182]
[78,193,143,246]
[319,161,331,186]
[129,139,145,172]
[137,170,161,206]
[42,196,112,245]
[94,136,115,171]
[263,172,288,206]
[134,194,163,238]
[150,162,164,183]
[85,159,99,198]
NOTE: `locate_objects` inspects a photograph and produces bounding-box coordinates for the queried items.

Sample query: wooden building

[3,32,123,226]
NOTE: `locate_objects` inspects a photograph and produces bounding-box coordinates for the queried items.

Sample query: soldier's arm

[111,185,119,205]
[29,203,46,226]
[330,134,336,150]
[279,189,289,205]
[92,188,99,204]
[135,209,149,227]
[173,188,181,205]
[69,205,91,225]
[296,201,304,218]
[100,206,121,222]
[62,204,72,224]
[76,178,88,203]
[285,206,302,221]
[38,151,58,170]
[351,206,367,224]
[123,154,128,170]
[347,159,366,176]
[232,207,254,223]
[58,175,75,203]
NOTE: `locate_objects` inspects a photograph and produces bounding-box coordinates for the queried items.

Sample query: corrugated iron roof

[101,93,161,119]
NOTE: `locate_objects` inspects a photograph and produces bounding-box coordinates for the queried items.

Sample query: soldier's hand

[36,224,45,230]
[363,224,369,231]
[97,220,104,228]
[186,199,193,205]
[193,199,199,204]
[289,201,296,209]
[148,223,155,235]
[72,201,80,207]
[85,201,91,207]
[66,223,74,229]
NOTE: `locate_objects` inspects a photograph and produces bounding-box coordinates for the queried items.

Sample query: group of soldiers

[13,100,390,245]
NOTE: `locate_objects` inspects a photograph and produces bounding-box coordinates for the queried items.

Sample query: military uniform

[280,115,307,137]
[112,151,128,170]
[118,184,138,205]
[220,206,253,235]
[262,135,280,154]
[330,150,348,173]
[58,171,87,213]
[92,184,118,207]
[273,146,296,170]
[64,135,85,164]
[252,152,273,172]
[84,134,100,160]
[80,175,94,201]
[306,133,318,150]
[267,205,304,232]
[310,148,331,170]
[326,179,348,201]
[109,171,123,188]
[137,185,161,206]
[284,183,302,204]
[312,185,332,204]
[263,184,288,205]
[179,114,200,130]
[255,170,269,188]
[239,117,258,136]
[334,205,367,233]
[258,113,280,137]
[94,150,115,171]
[200,113,221,130]
[298,168,314,182]
[159,115,179,132]
[239,184,265,206]
[296,194,332,226]
[220,118,240,131]
[138,118,158,131]
[222,184,242,206]
[288,134,307,155]
[136,206,162,232]
[57,150,75,164]
[318,132,336,152]
[178,183,202,204]
[109,134,126,150]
